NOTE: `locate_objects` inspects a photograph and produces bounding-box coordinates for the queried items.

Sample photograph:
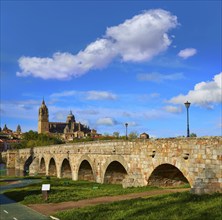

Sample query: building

[140,132,149,139]
[38,100,96,140]
[0,124,22,152]
[2,124,13,134]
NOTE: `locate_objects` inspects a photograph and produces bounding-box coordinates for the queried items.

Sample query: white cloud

[50,90,117,101]
[138,93,160,102]
[0,100,39,120]
[52,111,67,121]
[137,72,184,83]
[106,9,178,62]
[85,91,117,100]
[163,105,183,113]
[96,117,118,126]
[127,121,139,126]
[50,90,77,98]
[17,9,178,80]
[178,48,197,59]
[77,109,99,115]
[169,72,222,108]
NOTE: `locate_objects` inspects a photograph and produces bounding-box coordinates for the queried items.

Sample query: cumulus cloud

[17,9,178,80]
[169,72,222,108]
[137,72,184,83]
[96,117,118,126]
[178,48,197,59]
[106,9,178,62]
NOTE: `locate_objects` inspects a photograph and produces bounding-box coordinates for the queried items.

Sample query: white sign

[42,184,50,191]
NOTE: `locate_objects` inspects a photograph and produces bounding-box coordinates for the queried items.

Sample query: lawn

[2,177,221,219]
[3,177,162,204]
[54,192,222,220]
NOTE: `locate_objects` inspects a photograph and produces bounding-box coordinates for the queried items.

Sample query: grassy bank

[54,192,222,220]
[3,177,163,204]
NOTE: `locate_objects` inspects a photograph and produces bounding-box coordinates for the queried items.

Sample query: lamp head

[184,101,191,109]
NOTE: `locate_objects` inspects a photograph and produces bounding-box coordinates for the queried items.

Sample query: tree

[128,131,138,139]
[113,132,120,138]
[190,133,197,137]
[22,130,38,140]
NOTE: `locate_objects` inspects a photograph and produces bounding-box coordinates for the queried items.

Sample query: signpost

[41,184,50,201]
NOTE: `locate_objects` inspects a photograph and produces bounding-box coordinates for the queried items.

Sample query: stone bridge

[1,137,222,194]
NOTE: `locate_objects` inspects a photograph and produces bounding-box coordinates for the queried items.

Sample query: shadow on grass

[4,189,41,203]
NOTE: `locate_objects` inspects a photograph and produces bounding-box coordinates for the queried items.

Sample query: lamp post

[125,123,128,140]
[184,101,191,137]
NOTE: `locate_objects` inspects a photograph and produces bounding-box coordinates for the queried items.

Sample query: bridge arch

[39,157,46,175]
[60,158,72,179]
[102,156,129,184]
[48,157,57,177]
[77,155,96,182]
[147,162,192,187]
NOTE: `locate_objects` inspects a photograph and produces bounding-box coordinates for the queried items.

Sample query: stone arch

[77,156,95,182]
[39,157,46,175]
[48,157,57,176]
[61,158,72,179]
[102,156,129,184]
[148,163,191,187]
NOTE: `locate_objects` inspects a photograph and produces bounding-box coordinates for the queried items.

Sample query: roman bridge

[2,137,221,194]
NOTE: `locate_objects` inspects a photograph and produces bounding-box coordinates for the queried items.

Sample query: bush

[11,131,64,149]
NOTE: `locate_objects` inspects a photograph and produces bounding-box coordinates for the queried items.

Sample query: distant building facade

[38,100,96,140]
[140,132,149,139]
[0,124,22,152]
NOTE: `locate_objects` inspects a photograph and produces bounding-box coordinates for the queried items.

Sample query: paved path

[28,188,189,216]
[0,179,50,220]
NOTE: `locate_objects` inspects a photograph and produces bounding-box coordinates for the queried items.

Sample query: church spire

[42,97,45,105]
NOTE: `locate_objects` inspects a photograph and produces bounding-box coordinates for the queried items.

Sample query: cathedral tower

[38,99,49,134]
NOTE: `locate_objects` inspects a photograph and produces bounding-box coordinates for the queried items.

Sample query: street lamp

[125,123,128,140]
[184,101,191,137]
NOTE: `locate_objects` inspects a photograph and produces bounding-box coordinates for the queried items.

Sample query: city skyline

[1,1,221,137]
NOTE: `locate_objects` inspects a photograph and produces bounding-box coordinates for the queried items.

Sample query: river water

[0,164,26,177]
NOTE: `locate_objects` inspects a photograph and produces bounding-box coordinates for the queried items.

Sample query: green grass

[54,192,222,220]
[3,177,161,204]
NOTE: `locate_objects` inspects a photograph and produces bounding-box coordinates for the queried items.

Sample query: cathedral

[38,100,96,140]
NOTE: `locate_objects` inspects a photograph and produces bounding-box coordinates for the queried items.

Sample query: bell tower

[38,99,49,134]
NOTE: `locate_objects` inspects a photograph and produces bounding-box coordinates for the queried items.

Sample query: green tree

[113,132,120,138]
[128,131,138,139]
[22,130,38,140]
[190,133,197,137]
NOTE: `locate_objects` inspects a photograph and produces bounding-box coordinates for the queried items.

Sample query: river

[0,164,26,177]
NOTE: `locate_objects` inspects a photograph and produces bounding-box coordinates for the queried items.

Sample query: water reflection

[0,164,26,177]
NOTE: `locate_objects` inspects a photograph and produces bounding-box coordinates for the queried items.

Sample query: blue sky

[1,0,221,137]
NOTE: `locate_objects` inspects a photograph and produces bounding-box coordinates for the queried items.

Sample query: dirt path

[28,188,189,216]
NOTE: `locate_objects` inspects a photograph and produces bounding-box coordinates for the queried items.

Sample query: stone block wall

[3,137,222,194]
